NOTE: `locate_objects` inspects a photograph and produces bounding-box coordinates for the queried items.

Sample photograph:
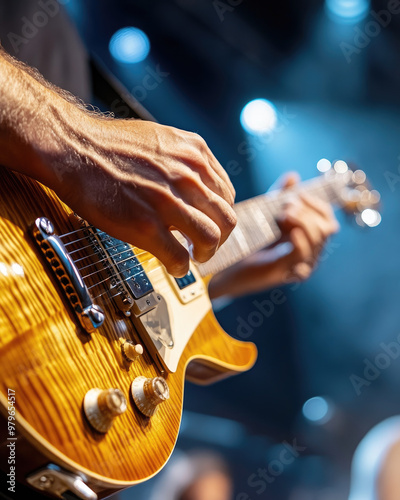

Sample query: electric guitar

[0,162,380,499]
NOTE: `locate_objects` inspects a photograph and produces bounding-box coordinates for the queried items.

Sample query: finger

[206,150,236,203]
[282,172,301,190]
[291,262,313,280]
[298,192,339,230]
[138,225,191,278]
[188,156,236,207]
[172,176,237,247]
[268,171,301,192]
[289,227,315,265]
[282,205,326,248]
[167,203,226,263]
[184,133,236,206]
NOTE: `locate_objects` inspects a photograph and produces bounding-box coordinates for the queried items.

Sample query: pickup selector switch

[131,376,169,417]
[83,388,127,433]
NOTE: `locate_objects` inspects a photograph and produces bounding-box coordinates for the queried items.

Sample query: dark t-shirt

[0,0,91,101]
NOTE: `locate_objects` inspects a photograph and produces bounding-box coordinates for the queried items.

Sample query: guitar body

[0,166,257,497]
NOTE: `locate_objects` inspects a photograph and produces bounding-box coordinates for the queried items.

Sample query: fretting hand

[208,172,340,299]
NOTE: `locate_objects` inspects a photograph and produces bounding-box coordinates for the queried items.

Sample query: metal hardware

[76,220,155,316]
[26,464,97,499]
[131,292,158,316]
[32,217,105,333]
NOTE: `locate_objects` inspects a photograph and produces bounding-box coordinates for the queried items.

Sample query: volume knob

[131,376,169,417]
[83,388,127,433]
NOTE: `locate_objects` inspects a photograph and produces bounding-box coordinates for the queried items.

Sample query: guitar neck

[197,173,346,277]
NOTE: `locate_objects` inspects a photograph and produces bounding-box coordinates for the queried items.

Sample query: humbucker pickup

[95,231,154,299]
[78,222,157,317]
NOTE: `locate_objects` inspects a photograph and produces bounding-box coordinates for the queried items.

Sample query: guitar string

[59,180,341,263]
[74,244,149,270]
[83,193,305,296]
[83,253,157,285]
[86,256,158,291]
[58,177,340,248]
[67,237,144,259]
[80,226,259,288]
[80,183,342,287]
[90,266,161,302]
[77,247,142,273]
[65,231,147,264]
[64,233,98,247]
[61,179,344,295]
[72,184,337,271]
[58,172,341,240]
[88,179,347,303]
[59,225,96,239]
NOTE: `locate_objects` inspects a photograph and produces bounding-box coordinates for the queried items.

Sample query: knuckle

[184,131,208,153]
[221,181,236,206]
[202,224,221,250]
[224,209,237,231]
[190,131,206,146]
[174,170,201,190]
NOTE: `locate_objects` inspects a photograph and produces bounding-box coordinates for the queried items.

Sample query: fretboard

[197,172,347,277]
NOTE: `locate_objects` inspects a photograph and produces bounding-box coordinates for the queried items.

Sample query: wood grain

[0,166,257,495]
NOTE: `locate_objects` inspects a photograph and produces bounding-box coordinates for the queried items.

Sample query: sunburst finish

[0,166,257,497]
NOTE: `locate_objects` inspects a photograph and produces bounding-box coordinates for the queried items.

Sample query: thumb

[268,171,300,191]
[280,171,300,189]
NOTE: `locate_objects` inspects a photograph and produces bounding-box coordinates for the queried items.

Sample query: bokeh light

[109,27,150,64]
[240,98,278,136]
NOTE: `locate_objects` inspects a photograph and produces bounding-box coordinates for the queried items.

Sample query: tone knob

[83,388,127,433]
[121,340,143,362]
[131,376,169,417]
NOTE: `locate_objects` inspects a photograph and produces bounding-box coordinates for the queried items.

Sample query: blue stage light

[109,27,150,64]
[240,99,278,136]
[302,396,330,423]
[325,0,370,23]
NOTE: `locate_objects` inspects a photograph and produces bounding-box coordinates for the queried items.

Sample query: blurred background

[28,0,400,498]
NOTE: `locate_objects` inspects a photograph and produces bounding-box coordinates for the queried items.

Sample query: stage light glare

[109,27,150,64]
[333,160,349,173]
[317,158,332,173]
[361,208,381,227]
[325,0,370,23]
[240,99,278,136]
[302,396,330,424]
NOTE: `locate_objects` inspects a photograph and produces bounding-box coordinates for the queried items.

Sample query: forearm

[0,47,237,277]
[0,47,88,190]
